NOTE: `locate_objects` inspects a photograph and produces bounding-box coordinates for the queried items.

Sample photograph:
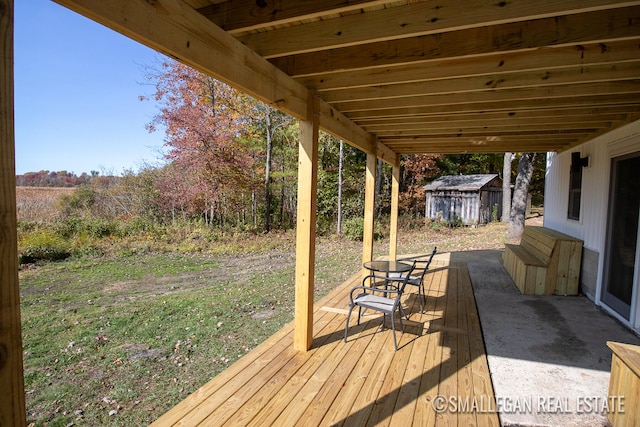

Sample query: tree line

[19,59,545,235]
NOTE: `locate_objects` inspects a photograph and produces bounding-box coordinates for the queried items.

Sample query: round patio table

[363,260,413,275]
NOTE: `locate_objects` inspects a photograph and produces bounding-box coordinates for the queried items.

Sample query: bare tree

[507,153,536,239]
[264,109,273,232]
[502,152,514,223]
[508,153,537,240]
[337,140,344,235]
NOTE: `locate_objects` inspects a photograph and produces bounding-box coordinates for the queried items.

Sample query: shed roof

[423,174,501,191]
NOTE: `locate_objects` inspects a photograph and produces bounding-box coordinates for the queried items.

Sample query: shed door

[602,153,640,320]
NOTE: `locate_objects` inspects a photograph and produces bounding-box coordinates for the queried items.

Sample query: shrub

[119,216,159,236]
[84,217,120,238]
[19,230,71,264]
[343,217,364,241]
[316,215,335,236]
[56,185,96,215]
[51,216,121,239]
[343,217,386,241]
[451,213,463,228]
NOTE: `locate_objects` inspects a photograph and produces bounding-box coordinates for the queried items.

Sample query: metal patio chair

[344,261,416,351]
[391,246,437,313]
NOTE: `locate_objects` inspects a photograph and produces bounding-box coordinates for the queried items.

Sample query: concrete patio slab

[462,250,640,427]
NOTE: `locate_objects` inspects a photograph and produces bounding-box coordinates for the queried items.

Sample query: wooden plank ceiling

[58,0,640,155]
[184,0,640,154]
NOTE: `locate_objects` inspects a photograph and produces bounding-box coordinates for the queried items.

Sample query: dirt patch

[100,251,296,302]
[251,309,276,320]
[117,344,166,361]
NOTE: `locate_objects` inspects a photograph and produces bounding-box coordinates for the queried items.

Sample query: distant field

[16,186,74,222]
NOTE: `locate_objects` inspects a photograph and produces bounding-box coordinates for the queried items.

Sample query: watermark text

[430,395,625,415]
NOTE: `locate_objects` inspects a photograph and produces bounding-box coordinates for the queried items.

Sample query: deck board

[151,261,499,427]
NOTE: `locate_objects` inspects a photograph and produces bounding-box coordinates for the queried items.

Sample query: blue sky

[14,0,167,175]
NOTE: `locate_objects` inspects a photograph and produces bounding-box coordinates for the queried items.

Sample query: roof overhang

[53,0,640,162]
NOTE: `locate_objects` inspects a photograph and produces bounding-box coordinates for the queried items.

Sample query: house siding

[544,119,640,329]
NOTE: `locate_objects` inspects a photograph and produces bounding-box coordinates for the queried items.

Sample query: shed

[424,174,503,226]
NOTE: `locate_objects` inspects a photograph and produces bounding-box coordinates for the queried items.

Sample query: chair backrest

[409,246,437,280]
[383,260,417,302]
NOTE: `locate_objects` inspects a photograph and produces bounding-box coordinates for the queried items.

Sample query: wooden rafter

[52,0,640,156]
[269,6,640,76]
[322,62,640,103]
[299,40,640,91]
[196,0,391,34]
[240,0,640,58]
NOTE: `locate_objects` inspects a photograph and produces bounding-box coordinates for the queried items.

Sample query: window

[568,152,586,220]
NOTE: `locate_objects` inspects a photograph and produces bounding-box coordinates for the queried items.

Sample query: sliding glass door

[602,153,640,320]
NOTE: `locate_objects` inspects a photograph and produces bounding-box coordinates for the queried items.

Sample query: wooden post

[362,153,376,276]
[0,1,27,425]
[294,90,319,352]
[389,163,400,261]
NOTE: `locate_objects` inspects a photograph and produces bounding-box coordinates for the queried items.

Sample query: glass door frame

[602,152,640,326]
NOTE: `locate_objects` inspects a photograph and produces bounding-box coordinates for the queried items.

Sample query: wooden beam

[362,153,376,277]
[0,0,26,425]
[270,7,640,76]
[389,165,400,262]
[197,0,390,34]
[294,90,319,352]
[382,139,581,152]
[363,115,626,131]
[298,39,640,91]
[53,0,384,161]
[317,102,397,166]
[562,111,640,150]
[55,0,309,118]
[242,0,640,58]
[321,61,640,103]
[382,134,586,143]
[355,105,640,125]
[368,121,614,134]
[352,104,640,132]
[318,102,376,156]
[380,127,601,136]
[385,143,573,154]
[333,80,640,112]
[344,94,640,119]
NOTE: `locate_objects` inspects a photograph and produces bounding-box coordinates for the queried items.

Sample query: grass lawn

[20,222,509,426]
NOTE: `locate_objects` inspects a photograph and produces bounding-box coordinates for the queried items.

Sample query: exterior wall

[425,177,503,226]
[482,188,503,223]
[425,190,501,226]
[426,191,482,225]
[544,119,640,329]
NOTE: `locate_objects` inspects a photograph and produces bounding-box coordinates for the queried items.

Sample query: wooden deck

[151,260,499,426]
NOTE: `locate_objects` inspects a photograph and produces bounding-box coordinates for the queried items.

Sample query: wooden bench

[607,342,640,426]
[503,225,583,295]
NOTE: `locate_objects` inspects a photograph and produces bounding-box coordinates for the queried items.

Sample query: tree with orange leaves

[144,60,256,224]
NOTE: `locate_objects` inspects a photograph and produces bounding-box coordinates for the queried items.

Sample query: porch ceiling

[56,0,640,156]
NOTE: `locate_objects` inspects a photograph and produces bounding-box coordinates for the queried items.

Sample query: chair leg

[390,312,398,350]
[400,303,409,320]
[344,305,354,343]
